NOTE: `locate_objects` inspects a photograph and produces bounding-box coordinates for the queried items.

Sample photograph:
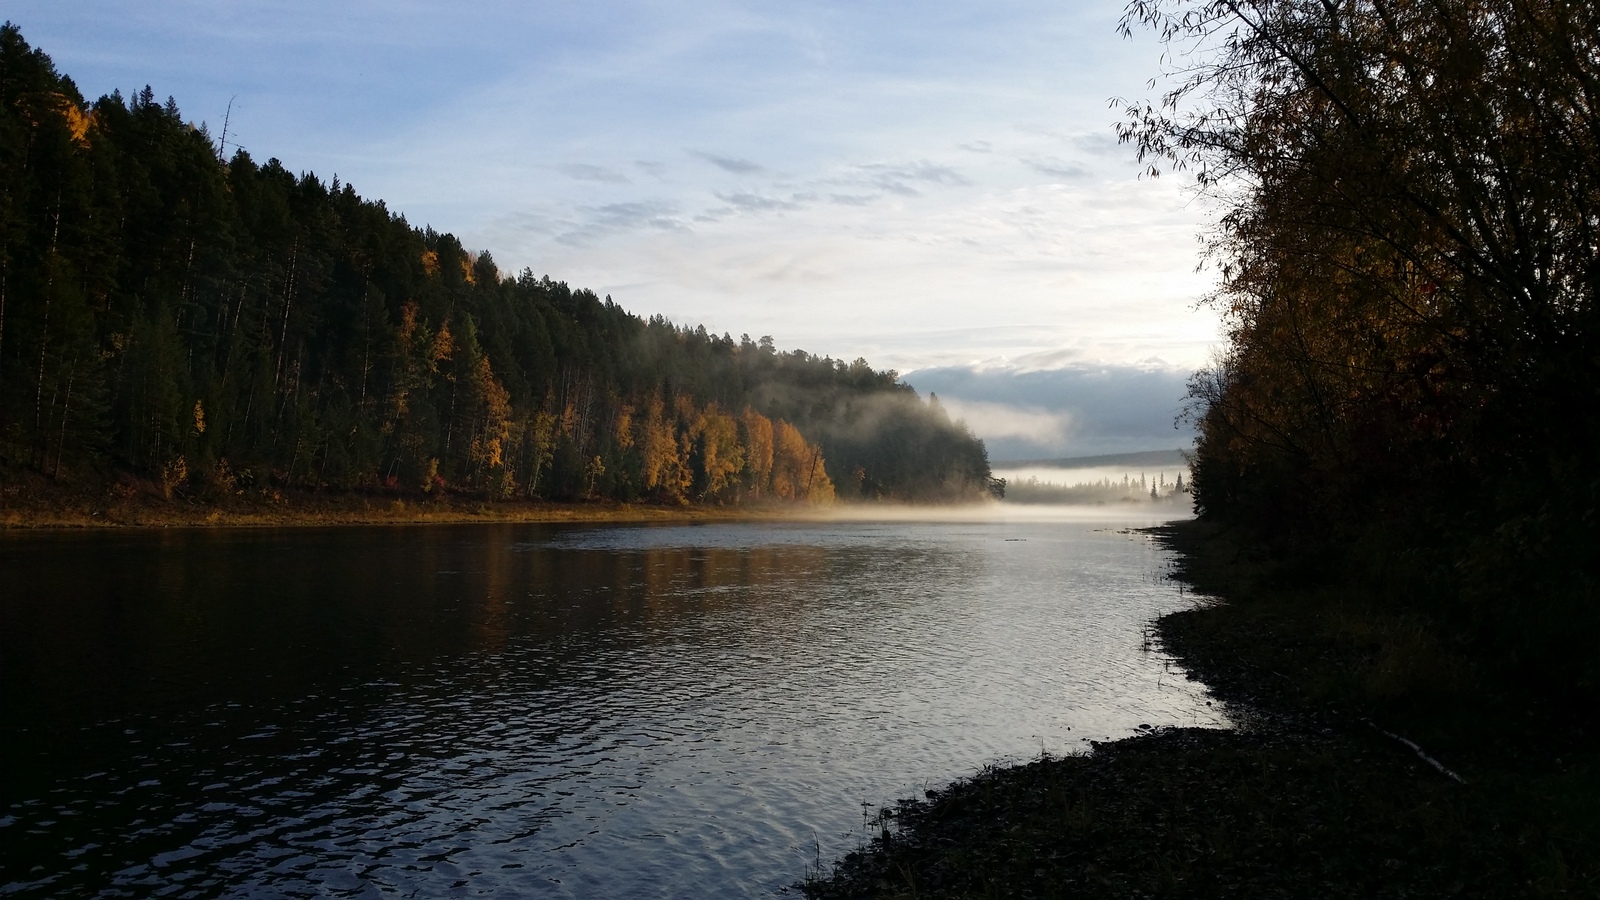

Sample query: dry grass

[0,469,799,531]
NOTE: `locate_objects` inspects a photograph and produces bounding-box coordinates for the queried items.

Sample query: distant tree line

[1121,0,1598,689]
[0,25,997,505]
[1004,472,1186,506]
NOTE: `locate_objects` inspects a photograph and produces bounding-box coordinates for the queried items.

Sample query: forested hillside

[1121,0,1598,690]
[0,25,996,506]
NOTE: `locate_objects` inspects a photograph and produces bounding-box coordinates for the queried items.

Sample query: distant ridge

[993,449,1189,469]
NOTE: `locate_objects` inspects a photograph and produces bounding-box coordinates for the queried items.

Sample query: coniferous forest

[1121,0,1599,692]
[0,25,997,508]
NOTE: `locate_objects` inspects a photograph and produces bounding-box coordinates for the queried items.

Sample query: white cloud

[904,361,1196,459]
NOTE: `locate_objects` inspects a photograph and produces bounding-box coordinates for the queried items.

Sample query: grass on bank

[801,519,1599,898]
[0,467,800,530]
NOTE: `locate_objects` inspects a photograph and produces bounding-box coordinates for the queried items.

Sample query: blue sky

[10,0,1219,458]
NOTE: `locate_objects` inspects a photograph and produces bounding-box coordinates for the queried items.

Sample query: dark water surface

[1,513,1221,897]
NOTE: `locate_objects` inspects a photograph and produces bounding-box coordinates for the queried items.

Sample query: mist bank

[806,499,1191,523]
[999,473,1189,507]
[991,454,1191,508]
[0,27,996,509]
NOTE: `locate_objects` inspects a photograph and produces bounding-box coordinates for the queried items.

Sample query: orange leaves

[770,419,833,502]
[25,92,95,145]
[55,95,94,146]
[627,396,829,503]
[613,404,635,452]
[771,421,805,500]
[467,355,513,471]
[636,395,684,497]
[696,406,744,500]
[431,320,454,365]
[739,408,774,495]
[397,301,421,343]
[420,247,485,285]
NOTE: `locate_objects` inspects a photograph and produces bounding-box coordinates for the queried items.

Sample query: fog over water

[992,465,1193,489]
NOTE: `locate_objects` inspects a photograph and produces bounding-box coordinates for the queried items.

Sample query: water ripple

[1,517,1223,897]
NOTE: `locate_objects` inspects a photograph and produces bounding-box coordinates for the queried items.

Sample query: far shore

[0,473,1194,532]
[0,485,818,532]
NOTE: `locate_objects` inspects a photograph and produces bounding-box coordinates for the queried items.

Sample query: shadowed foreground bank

[800,520,1599,898]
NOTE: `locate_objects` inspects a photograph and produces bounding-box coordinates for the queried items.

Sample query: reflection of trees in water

[472,538,988,656]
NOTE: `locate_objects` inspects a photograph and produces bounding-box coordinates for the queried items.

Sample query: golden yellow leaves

[772,420,832,501]
[630,399,831,503]
[419,248,487,285]
[160,456,188,499]
[697,408,744,499]
[614,404,636,452]
[431,321,454,364]
[60,100,94,146]
[30,93,96,146]
[740,408,774,497]
[467,356,513,471]
[638,396,686,495]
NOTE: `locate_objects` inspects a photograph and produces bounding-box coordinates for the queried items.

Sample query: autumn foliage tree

[1120,0,1600,687]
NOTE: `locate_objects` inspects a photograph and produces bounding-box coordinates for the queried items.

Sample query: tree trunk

[53,356,76,480]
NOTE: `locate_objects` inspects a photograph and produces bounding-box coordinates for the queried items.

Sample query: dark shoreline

[800,519,1598,898]
[0,469,819,531]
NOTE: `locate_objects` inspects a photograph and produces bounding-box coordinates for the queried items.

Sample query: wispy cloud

[1021,156,1088,180]
[557,163,631,184]
[693,151,765,174]
[552,201,690,246]
[856,160,970,196]
[715,191,806,213]
[1073,133,1123,156]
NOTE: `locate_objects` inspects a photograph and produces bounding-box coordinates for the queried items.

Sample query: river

[0,510,1222,896]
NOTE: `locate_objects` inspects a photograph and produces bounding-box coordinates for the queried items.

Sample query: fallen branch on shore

[1364,719,1465,784]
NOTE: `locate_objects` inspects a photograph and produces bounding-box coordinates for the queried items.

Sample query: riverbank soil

[802,519,1598,898]
[0,468,788,529]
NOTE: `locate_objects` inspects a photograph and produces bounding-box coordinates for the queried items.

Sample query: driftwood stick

[1365,719,1466,784]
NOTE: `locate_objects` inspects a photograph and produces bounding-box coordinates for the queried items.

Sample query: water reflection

[0,517,1223,896]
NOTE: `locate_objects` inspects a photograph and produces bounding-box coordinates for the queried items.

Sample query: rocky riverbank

[800,520,1598,898]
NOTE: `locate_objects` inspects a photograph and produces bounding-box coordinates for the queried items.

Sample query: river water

[0,510,1222,897]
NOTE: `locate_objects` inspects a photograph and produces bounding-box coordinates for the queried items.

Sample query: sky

[9,0,1222,459]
